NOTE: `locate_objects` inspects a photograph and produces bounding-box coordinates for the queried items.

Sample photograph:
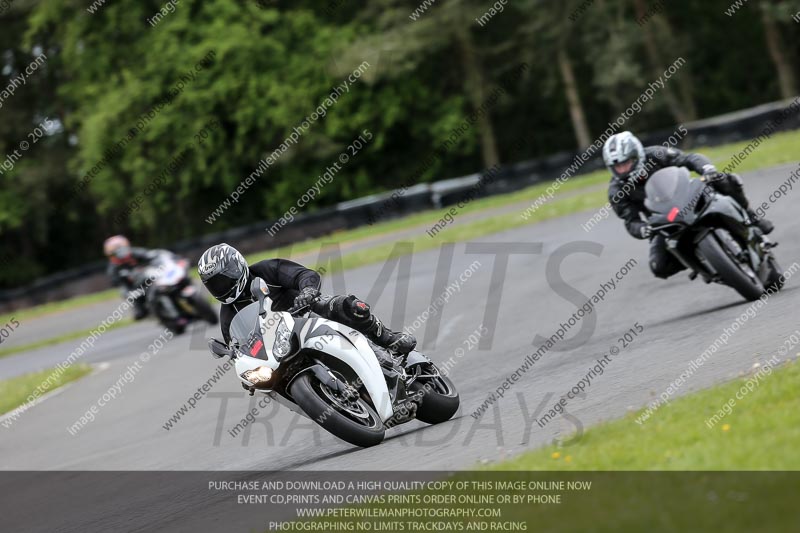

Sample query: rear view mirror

[208,338,232,359]
[250,278,269,315]
[250,278,268,302]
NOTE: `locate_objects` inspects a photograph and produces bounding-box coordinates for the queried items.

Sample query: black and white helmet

[197,243,249,304]
[603,132,645,181]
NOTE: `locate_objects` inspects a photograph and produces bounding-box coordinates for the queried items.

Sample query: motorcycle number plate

[246,337,268,361]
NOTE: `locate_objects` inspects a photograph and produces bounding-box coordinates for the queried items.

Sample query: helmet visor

[204,272,238,300]
[614,160,635,176]
[113,246,131,259]
[202,258,246,301]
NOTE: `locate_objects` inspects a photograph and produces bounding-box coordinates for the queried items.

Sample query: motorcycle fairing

[296,317,394,421]
[230,301,394,421]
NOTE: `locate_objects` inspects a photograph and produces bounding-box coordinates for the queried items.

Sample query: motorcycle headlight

[241,366,273,386]
[272,319,292,359]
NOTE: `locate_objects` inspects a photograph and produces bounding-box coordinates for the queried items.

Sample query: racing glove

[289,286,320,313]
[701,164,718,175]
[632,222,652,240]
[701,164,725,182]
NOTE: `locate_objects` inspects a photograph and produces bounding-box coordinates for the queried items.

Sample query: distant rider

[103,235,182,330]
[197,243,416,356]
[603,131,773,279]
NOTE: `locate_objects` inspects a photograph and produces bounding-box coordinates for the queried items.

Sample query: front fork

[671,226,766,283]
[664,228,719,283]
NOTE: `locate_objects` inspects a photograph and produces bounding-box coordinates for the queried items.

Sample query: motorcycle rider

[197,243,417,356]
[103,235,187,331]
[603,131,774,279]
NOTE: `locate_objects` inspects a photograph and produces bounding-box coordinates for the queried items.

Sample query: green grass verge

[305,188,609,275]
[248,128,800,273]
[489,359,800,470]
[243,174,611,267]
[306,358,800,533]
[0,289,118,330]
[6,129,800,327]
[0,318,133,359]
[0,363,92,415]
[442,357,800,530]
[705,127,800,174]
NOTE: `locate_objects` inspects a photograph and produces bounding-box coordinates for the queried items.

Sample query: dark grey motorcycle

[645,167,783,301]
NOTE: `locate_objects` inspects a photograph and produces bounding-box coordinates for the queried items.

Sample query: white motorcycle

[208,279,460,447]
[131,254,218,334]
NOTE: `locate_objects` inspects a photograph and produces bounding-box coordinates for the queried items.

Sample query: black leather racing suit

[608,146,752,279]
[219,259,407,355]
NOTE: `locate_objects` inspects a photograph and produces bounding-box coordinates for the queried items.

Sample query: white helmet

[603,132,645,181]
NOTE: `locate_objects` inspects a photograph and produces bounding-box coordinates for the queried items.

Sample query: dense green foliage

[0,0,798,287]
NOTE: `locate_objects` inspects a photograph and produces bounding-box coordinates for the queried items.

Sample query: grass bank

[0,363,92,416]
[490,359,800,470]
[0,319,132,359]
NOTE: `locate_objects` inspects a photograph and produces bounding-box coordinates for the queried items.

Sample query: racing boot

[342,296,416,354]
[364,317,417,355]
[324,294,418,355]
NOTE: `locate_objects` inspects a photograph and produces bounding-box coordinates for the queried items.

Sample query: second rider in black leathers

[603,131,773,279]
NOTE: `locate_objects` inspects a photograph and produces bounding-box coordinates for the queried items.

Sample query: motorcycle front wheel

[698,229,764,301]
[290,373,385,448]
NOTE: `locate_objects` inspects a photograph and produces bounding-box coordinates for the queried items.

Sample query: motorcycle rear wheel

[407,364,460,424]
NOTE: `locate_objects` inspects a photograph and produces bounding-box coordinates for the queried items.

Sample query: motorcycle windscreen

[644,167,694,214]
[229,302,261,348]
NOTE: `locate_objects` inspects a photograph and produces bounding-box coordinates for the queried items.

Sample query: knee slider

[650,260,670,279]
[344,295,370,320]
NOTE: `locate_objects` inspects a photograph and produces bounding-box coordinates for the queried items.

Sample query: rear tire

[407,366,460,425]
[290,373,385,448]
[697,230,764,301]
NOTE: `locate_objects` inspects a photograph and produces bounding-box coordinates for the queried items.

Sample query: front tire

[407,365,460,424]
[290,373,385,448]
[697,230,764,301]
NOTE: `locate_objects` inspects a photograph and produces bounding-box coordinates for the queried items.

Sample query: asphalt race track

[2,163,799,475]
